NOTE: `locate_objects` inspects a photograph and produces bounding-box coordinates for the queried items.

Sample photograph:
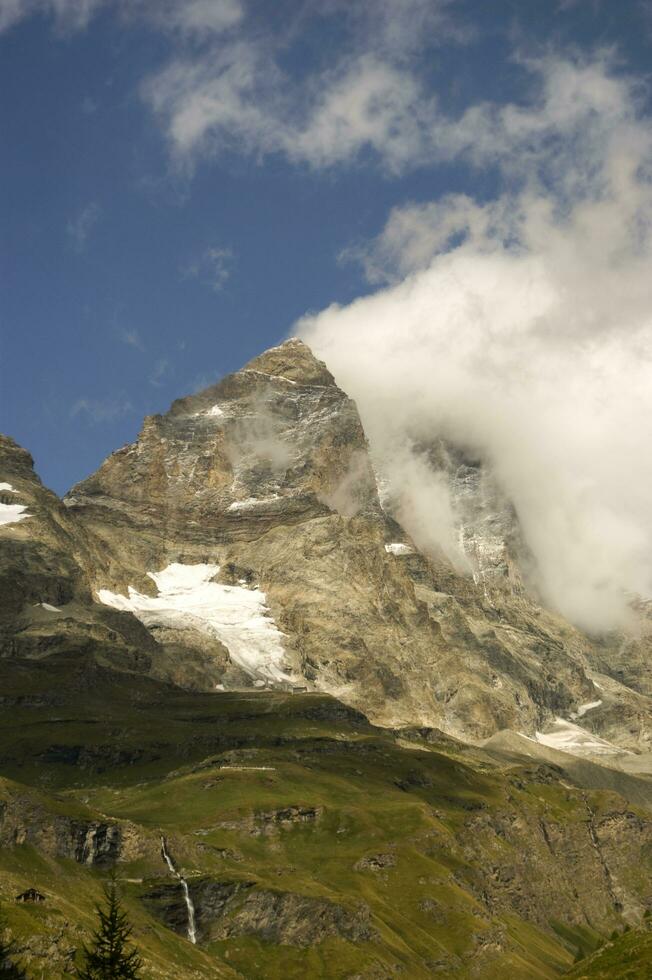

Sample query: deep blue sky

[1,0,651,494]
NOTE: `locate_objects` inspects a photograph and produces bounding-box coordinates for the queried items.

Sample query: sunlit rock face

[0,339,649,753]
[0,436,88,612]
[64,340,443,711]
[64,339,380,584]
[0,434,158,672]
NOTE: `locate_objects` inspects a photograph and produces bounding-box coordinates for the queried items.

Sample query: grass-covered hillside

[1,651,652,978]
[564,926,652,979]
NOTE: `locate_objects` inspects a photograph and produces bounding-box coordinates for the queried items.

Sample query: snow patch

[570,699,602,720]
[0,502,31,526]
[385,542,413,556]
[193,404,224,419]
[35,603,62,613]
[0,483,18,493]
[98,562,291,685]
[534,718,627,758]
[228,495,279,512]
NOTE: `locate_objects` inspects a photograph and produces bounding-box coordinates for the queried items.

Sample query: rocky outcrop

[0,435,162,677]
[452,796,652,931]
[213,889,377,946]
[0,435,92,621]
[0,778,153,866]
[142,878,377,947]
[0,793,119,865]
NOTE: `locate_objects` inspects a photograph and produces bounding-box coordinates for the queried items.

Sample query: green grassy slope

[1,653,651,978]
[564,927,652,978]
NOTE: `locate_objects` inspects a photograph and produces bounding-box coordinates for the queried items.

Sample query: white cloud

[1,0,464,174]
[0,0,105,33]
[332,0,472,57]
[141,19,633,181]
[299,55,652,633]
[182,245,234,292]
[143,42,443,173]
[66,201,101,251]
[140,1,467,174]
[0,0,29,31]
[340,194,517,283]
[142,41,282,166]
[141,0,243,37]
[70,394,133,423]
[288,56,436,173]
[139,30,649,185]
[0,0,242,34]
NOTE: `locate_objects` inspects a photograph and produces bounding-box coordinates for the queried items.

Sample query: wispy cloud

[0,0,243,35]
[70,394,133,423]
[181,245,234,292]
[0,0,106,34]
[140,1,468,175]
[137,0,243,38]
[66,201,101,252]
[149,357,169,387]
[142,44,434,175]
[0,2,486,177]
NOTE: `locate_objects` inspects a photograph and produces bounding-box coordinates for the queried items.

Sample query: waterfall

[160,836,197,944]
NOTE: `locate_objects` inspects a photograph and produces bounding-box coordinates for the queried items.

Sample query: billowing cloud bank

[299,55,652,632]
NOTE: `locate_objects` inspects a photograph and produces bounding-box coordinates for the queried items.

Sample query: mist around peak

[298,54,652,632]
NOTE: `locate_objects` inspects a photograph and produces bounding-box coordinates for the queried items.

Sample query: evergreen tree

[0,905,29,979]
[76,875,142,980]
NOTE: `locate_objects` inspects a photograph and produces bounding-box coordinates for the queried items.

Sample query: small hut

[15,888,45,904]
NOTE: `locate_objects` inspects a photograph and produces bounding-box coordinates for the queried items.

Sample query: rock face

[0,435,92,622]
[2,339,652,756]
[0,778,142,866]
[143,878,375,946]
[0,435,160,675]
[457,795,652,930]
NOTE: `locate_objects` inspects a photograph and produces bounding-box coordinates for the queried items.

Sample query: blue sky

[2,0,652,495]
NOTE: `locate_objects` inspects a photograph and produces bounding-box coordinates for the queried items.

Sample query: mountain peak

[243,337,335,387]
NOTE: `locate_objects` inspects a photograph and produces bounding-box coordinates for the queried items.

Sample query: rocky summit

[2,338,652,978]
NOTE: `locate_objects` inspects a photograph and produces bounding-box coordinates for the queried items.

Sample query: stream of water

[160,836,197,944]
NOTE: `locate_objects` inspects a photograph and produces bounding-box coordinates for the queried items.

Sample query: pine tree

[76,875,142,980]
[0,905,29,979]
